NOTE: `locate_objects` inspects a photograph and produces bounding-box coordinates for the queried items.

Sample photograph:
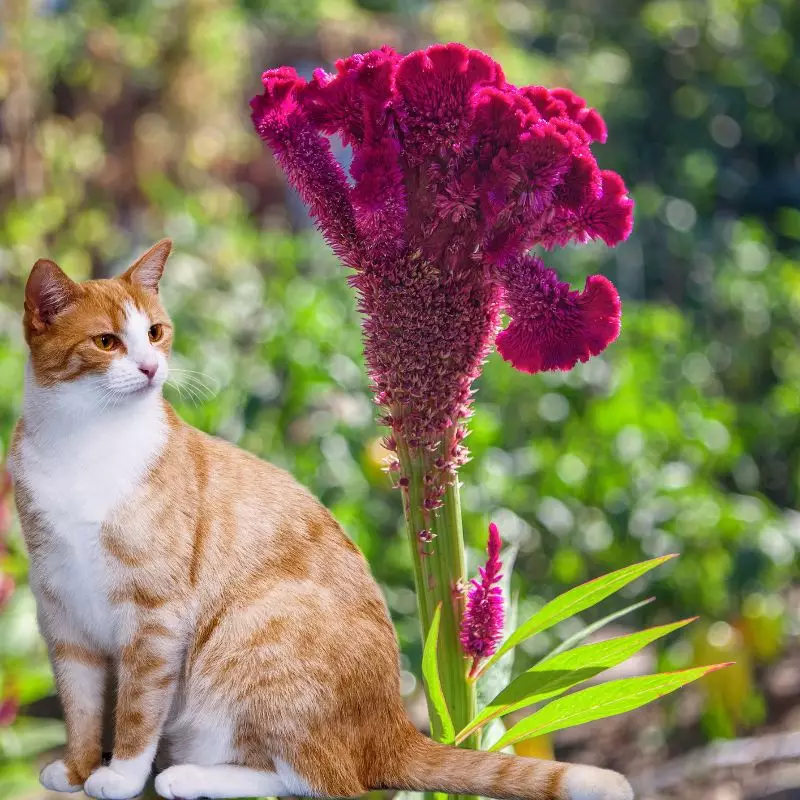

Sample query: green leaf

[538,596,656,664]
[476,554,677,677]
[456,617,694,743]
[489,663,730,751]
[421,603,455,743]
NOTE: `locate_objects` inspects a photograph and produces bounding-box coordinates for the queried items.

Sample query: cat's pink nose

[139,362,158,380]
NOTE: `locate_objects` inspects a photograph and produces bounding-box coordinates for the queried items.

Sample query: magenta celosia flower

[460,522,505,677]
[251,43,632,509]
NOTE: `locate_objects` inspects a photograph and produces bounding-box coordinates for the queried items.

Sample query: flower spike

[461,522,505,678]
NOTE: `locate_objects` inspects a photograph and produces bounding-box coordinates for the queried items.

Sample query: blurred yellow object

[513,733,554,760]
[735,593,786,664]
[361,436,395,485]
[693,621,763,736]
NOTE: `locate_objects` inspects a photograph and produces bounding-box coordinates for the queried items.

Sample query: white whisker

[170,368,220,396]
[167,368,219,405]
[167,378,205,407]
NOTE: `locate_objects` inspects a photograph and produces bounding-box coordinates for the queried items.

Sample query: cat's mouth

[131,381,159,395]
[113,380,160,399]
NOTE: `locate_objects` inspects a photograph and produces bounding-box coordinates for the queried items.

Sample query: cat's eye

[93,334,118,351]
[148,324,164,343]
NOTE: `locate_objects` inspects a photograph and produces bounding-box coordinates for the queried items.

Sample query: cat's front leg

[42,641,108,793]
[84,618,181,800]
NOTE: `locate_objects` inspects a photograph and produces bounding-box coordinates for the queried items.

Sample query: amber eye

[148,324,164,343]
[93,334,118,351]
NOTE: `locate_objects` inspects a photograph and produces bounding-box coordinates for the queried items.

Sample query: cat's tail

[385,730,633,800]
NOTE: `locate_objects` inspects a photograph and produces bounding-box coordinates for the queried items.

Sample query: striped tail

[387,732,633,800]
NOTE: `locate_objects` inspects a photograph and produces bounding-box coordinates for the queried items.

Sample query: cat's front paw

[40,760,83,793]
[84,766,146,800]
[154,764,206,800]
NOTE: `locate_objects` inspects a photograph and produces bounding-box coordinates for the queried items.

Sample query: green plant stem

[396,428,479,800]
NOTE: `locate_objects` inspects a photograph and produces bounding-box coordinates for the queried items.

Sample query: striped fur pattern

[10,241,633,800]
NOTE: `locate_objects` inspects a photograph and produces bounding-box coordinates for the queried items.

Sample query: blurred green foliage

[1,0,799,793]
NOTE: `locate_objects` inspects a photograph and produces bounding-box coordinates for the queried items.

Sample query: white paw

[565,764,634,800]
[84,766,146,800]
[154,764,206,800]
[40,760,82,793]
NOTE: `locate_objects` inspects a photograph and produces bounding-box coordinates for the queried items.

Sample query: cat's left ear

[122,239,172,293]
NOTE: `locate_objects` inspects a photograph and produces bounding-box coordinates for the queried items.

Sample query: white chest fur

[11,367,168,649]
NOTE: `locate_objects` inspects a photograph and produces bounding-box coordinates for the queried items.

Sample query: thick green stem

[428,478,476,743]
[396,427,479,800]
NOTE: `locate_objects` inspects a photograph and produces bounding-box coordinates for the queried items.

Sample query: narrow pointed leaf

[489,663,731,751]
[421,603,455,743]
[477,554,676,677]
[539,596,656,664]
[456,617,693,743]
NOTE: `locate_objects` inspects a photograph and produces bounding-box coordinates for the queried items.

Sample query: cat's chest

[32,523,121,648]
[13,403,167,528]
[11,404,168,647]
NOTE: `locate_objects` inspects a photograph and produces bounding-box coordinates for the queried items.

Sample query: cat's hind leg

[154,764,288,799]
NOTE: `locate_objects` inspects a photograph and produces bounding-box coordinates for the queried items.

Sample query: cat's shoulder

[164,406,316,508]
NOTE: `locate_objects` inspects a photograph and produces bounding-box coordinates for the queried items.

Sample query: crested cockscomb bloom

[251,43,632,514]
[460,522,505,677]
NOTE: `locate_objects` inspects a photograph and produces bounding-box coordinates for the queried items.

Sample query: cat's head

[23,240,173,407]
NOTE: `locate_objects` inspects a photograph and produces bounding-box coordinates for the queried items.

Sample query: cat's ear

[122,239,172,293]
[24,259,80,332]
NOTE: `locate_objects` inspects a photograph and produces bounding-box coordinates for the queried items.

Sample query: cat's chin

[129,383,160,397]
[103,382,163,406]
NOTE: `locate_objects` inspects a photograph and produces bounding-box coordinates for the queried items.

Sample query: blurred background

[1,0,799,798]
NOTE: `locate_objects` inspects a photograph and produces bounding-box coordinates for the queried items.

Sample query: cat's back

[154,409,386,615]
[166,412,361,562]
[153,405,320,524]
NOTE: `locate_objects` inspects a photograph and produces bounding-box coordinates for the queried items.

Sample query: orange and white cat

[9,240,633,800]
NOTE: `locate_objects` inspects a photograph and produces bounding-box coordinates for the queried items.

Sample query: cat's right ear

[122,239,171,293]
[24,259,80,333]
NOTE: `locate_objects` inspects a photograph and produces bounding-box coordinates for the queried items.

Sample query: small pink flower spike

[460,522,505,678]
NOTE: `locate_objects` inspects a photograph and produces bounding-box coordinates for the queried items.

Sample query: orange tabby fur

[10,241,632,800]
